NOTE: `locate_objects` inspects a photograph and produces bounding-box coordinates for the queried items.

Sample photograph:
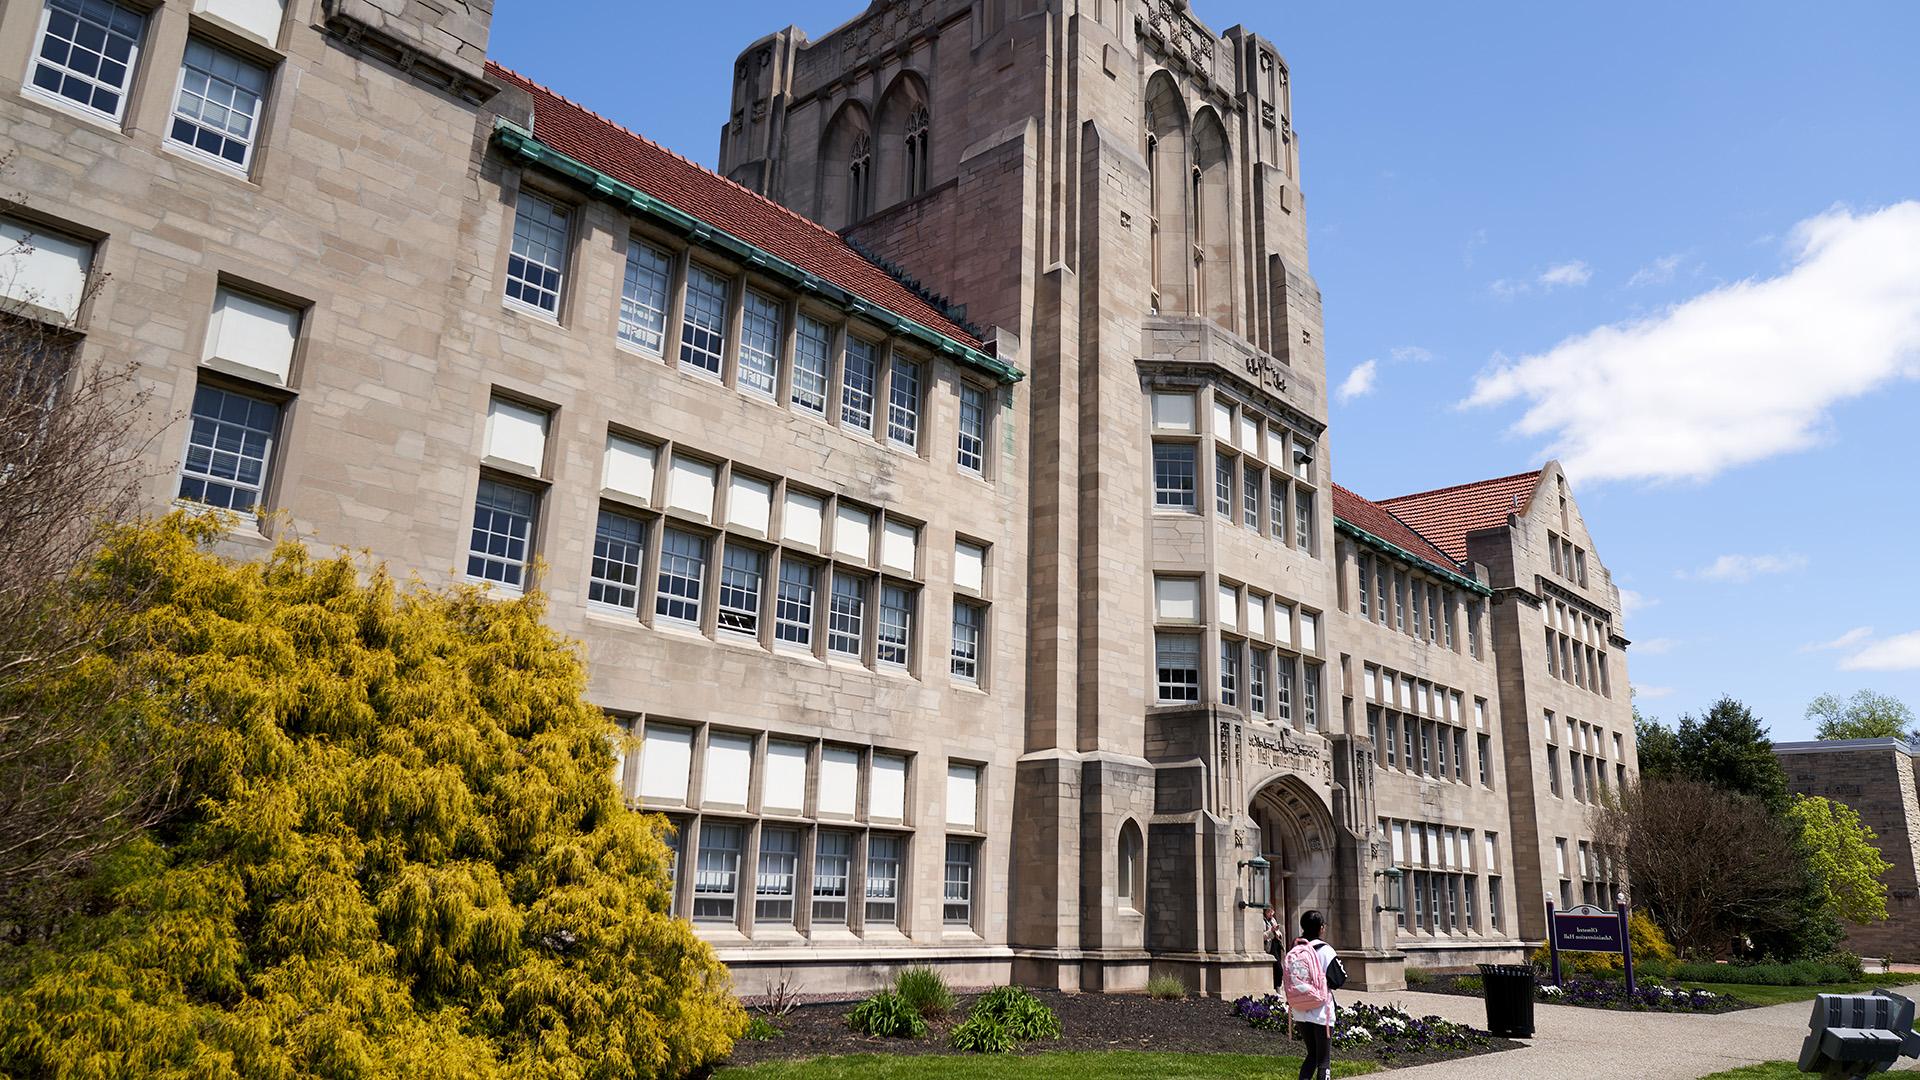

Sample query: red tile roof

[1376,470,1543,564]
[1331,484,1465,577]
[485,63,984,351]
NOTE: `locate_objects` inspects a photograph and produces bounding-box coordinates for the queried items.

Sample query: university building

[0,0,1636,993]
[1774,738,1920,963]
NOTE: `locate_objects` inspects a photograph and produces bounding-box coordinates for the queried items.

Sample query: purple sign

[1552,907,1625,953]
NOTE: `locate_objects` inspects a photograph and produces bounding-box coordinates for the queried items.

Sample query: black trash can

[1477,963,1536,1038]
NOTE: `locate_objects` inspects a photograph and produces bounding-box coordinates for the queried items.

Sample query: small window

[827,571,866,658]
[738,290,782,398]
[841,338,878,433]
[655,528,708,625]
[1155,632,1200,703]
[504,192,568,315]
[792,316,832,415]
[717,543,766,634]
[865,834,902,924]
[679,266,729,376]
[951,600,984,683]
[168,39,270,170]
[466,477,538,589]
[29,0,145,121]
[692,822,742,921]
[887,356,921,448]
[957,383,988,474]
[877,584,914,668]
[178,382,279,512]
[588,508,647,611]
[618,241,673,354]
[773,558,816,648]
[943,838,976,925]
[1153,442,1197,511]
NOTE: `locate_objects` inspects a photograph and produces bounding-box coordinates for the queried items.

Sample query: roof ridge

[1331,483,1465,570]
[486,62,861,252]
[1377,467,1544,506]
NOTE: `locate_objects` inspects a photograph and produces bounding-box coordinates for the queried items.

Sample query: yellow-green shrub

[1529,911,1677,975]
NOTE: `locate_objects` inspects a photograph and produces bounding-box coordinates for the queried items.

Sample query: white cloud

[1540,261,1593,288]
[1635,638,1678,656]
[1680,553,1808,583]
[1336,359,1378,403]
[1802,626,1874,653]
[1618,588,1656,623]
[1390,346,1434,364]
[1636,686,1676,700]
[1840,630,1920,672]
[1464,202,1920,483]
[1489,278,1526,301]
[1627,253,1686,288]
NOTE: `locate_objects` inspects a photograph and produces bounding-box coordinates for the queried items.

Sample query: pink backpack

[1282,938,1330,1012]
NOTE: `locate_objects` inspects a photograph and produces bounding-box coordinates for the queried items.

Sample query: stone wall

[1776,740,1920,962]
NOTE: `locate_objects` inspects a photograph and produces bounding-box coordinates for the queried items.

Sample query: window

[809,831,852,924]
[588,508,647,610]
[1303,662,1321,731]
[655,528,708,624]
[1478,734,1491,786]
[1384,714,1399,766]
[774,558,816,647]
[167,39,270,170]
[828,572,866,658]
[848,132,872,220]
[1437,722,1449,777]
[1219,638,1240,707]
[178,383,278,511]
[1358,555,1372,618]
[618,241,672,353]
[754,827,799,924]
[860,833,902,925]
[951,600,983,683]
[1419,723,1434,776]
[887,357,921,447]
[1402,721,1416,772]
[905,105,930,196]
[1443,591,1456,648]
[679,266,729,376]
[466,477,537,588]
[717,544,765,634]
[1118,822,1143,912]
[1155,632,1200,703]
[692,822,742,921]
[1453,729,1467,781]
[943,839,976,925]
[1214,451,1234,518]
[1393,572,1406,630]
[878,584,914,668]
[1295,490,1314,551]
[1243,465,1261,529]
[1547,745,1562,797]
[29,0,144,121]
[1153,442,1197,511]
[957,383,988,474]
[1426,585,1439,642]
[792,316,831,415]
[1250,648,1269,715]
[737,290,782,397]
[1375,562,1390,625]
[1276,657,1294,723]
[841,338,877,432]
[504,192,568,315]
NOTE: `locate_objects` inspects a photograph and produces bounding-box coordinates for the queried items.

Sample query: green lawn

[1692,1065,1800,1080]
[715,1052,1380,1079]
[1678,976,1918,1007]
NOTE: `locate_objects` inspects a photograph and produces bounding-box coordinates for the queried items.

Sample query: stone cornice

[317,0,497,105]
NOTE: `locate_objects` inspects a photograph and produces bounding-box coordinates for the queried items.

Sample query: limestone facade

[1775,739,1920,962]
[0,0,1639,996]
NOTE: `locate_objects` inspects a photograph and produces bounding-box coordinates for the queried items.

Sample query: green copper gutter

[1334,518,1492,596]
[491,119,1023,385]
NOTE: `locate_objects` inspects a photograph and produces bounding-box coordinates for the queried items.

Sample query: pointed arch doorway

[1248,774,1337,938]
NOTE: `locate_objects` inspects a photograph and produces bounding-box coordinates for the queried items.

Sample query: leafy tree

[1634,708,1681,781]
[0,519,746,1077]
[1670,697,1790,814]
[1806,690,1919,743]
[1786,794,1892,926]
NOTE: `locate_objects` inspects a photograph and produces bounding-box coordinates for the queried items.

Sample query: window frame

[502,189,571,318]
[176,379,282,515]
[166,36,272,173]
[465,473,541,591]
[25,0,147,124]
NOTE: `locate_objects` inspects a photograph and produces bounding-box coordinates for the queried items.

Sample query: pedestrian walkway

[1340,983,1920,1079]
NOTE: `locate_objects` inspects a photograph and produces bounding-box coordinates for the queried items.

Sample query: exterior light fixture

[1239,855,1271,909]
[1374,866,1405,913]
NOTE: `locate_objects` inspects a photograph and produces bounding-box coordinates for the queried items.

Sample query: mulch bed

[725,990,1521,1068]
[1416,973,1753,1013]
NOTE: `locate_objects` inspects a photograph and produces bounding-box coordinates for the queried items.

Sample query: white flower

[1541,985,1563,997]
[1347,1027,1373,1040]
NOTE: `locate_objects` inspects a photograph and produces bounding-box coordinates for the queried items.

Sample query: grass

[1691,1065,1801,1080]
[715,1052,1380,1079]
[1675,975,1916,1007]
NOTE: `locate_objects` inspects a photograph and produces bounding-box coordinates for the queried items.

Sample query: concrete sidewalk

[1337,983,1920,1079]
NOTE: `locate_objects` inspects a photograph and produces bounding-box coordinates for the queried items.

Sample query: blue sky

[489,2,1920,741]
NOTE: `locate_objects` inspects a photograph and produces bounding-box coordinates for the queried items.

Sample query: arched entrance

[1248,774,1337,937]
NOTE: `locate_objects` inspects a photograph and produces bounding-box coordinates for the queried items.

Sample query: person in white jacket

[1288,909,1339,1080]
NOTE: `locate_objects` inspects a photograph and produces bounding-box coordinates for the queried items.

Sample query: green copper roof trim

[492,120,1023,385]
[1334,518,1491,596]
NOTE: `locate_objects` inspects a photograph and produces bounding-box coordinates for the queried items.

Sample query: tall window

[467,477,537,589]
[29,0,144,121]
[737,290,782,398]
[178,383,278,512]
[812,831,853,924]
[692,823,742,921]
[754,828,799,924]
[1242,465,1261,529]
[1118,823,1142,912]
[1478,734,1491,786]
[1489,877,1503,930]
[841,339,877,432]
[877,584,914,668]
[1276,657,1294,723]
[1155,633,1200,703]
[169,40,269,169]
[774,559,816,647]
[1219,638,1240,707]
[1358,555,1372,618]
[849,132,873,220]
[792,316,831,415]
[717,544,765,634]
[865,834,901,924]
[504,192,568,315]
[655,528,708,624]
[904,106,930,197]
[1454,729,1467,782]
[1249,648,1269,715]
[1547,746,1562,796]
[943,839,976,925]
[1214,452,1234,518]
[1270,475,1287,541]
[1295,490,1315,553]
[887,357,921,447]
[828,572,866,657]
[588,508,647,611]
[679,266,729,376]
[1154,443,1197,511]
[951,600,984,683]
[618,240,672,353]
[1303,663,1321,730]
[957,383,988,474]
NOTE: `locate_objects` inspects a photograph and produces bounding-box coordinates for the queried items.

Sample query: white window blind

[1248,595,1268,637]
[206,288,301,386]
[704,732,753,806]
[783,490,823,547]
[954,542,985,592]
[1485,833,1498,870]
[881,520,919,574]
[667,455,717,517]
[483,396,547,473]
[946,763,979,829]
[833,504,872,561]
[193,0,285,41]
[727,473,771,532]
[638,724,692,803]
[1300,612,1318,652]
[1211,399,1233,441]
[1217,584,1238,630]
[1154,576,1199,621]
[763,740,808,813]
[1150,391,1194,431]
[870,753,907,820]
[1274,604,1293,645]
[818,747,859,817]
[603,435,656,501]
[0,218,92,320]
[1239,412,1259,455]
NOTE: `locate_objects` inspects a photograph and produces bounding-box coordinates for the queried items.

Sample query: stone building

[0,0,1636,995]
[1774,739,1920,963]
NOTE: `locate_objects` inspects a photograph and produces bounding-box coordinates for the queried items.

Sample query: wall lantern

[1374,866,1405,914]
[1239,855,1271,909]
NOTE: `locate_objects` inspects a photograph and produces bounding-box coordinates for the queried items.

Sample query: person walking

[1262,904,1285,988]
[1281,908,1345,1080]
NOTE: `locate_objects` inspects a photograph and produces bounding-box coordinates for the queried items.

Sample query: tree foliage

[1633,709,1681,782]
[0,519,745,1077]
[1662,697,1791,814]
[1786,794,1893,926]
[1806,690,1919,744]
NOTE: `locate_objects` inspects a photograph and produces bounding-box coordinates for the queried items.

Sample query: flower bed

[1229,996,1502,1060]
[1543,978,1734,1013]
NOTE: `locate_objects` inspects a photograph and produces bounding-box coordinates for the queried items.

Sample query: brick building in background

[1774,739,1920,962]
[0,0,1636,994]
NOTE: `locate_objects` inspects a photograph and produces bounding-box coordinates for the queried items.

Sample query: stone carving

[1147,0,1215,78]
